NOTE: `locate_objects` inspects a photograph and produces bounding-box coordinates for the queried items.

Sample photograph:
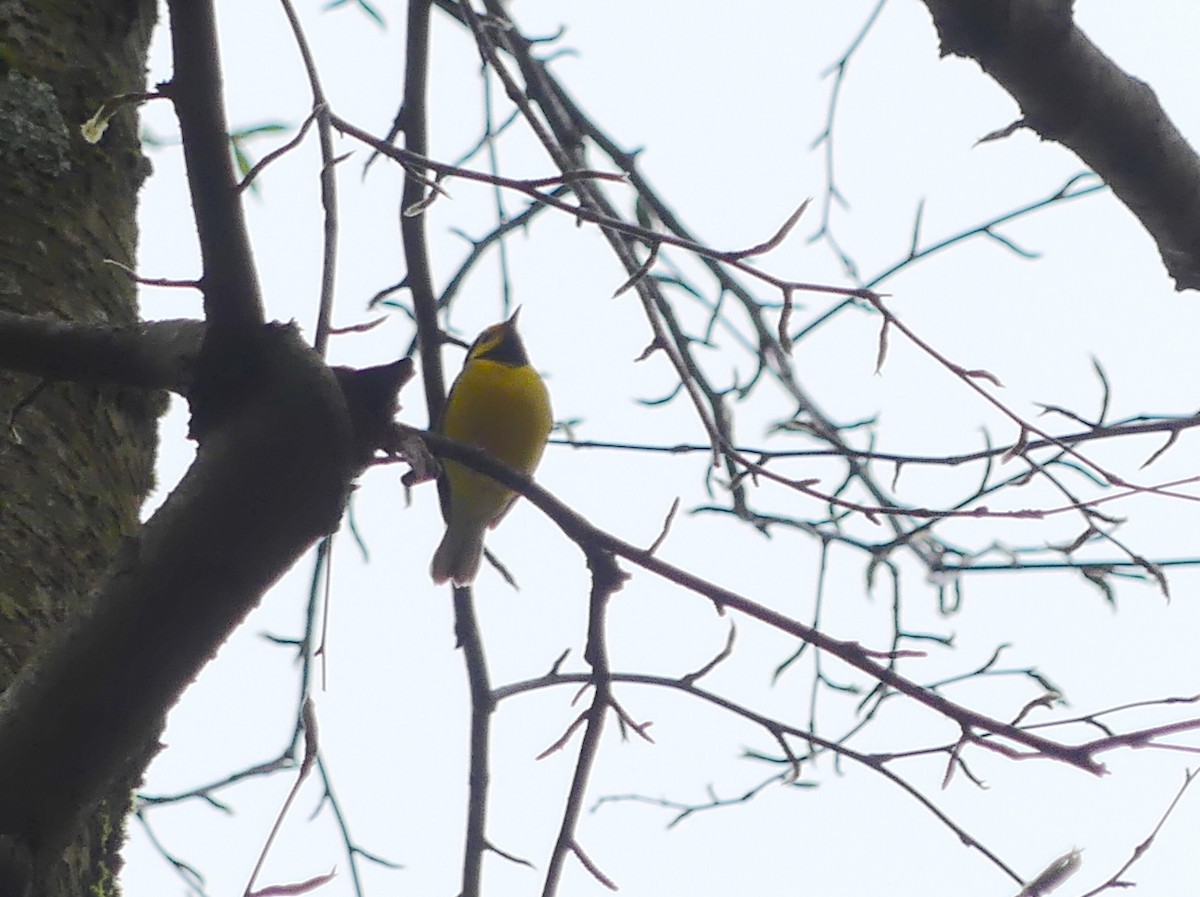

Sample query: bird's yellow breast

[440,355,552,525]
[443,357,551,468]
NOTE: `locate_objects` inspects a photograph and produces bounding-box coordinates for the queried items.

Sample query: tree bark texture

[0,1,159,894]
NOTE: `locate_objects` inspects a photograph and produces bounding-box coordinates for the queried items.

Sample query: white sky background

[120,2,1200,895]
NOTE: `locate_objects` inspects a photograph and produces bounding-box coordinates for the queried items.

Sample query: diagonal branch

[410,427,1108,775]
[921,0,1200,290]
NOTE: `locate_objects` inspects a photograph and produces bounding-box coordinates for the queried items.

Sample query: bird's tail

[430,519,485,586]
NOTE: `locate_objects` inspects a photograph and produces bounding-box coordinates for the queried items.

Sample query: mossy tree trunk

[0,2,159,893]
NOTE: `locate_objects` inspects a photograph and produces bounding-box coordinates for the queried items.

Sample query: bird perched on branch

[430,310,552,586]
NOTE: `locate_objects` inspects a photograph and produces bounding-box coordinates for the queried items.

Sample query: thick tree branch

[0,313,202,394]
[0,310,411,459]
[0,324,357,854]
[400,0,446,431]
[163,0,264,331]
[921,0,1200,291]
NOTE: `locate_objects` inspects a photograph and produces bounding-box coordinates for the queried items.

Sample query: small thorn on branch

[570,840,618,891]
[613,243,660,298]
[719,199,811,261]
[646,497,680,555]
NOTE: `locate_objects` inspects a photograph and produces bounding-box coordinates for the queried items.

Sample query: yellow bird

[430,310,553,586]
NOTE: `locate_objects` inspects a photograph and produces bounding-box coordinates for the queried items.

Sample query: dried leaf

[875,319,890,374]
[250,869,338,896]
[1014,848,1082,897]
